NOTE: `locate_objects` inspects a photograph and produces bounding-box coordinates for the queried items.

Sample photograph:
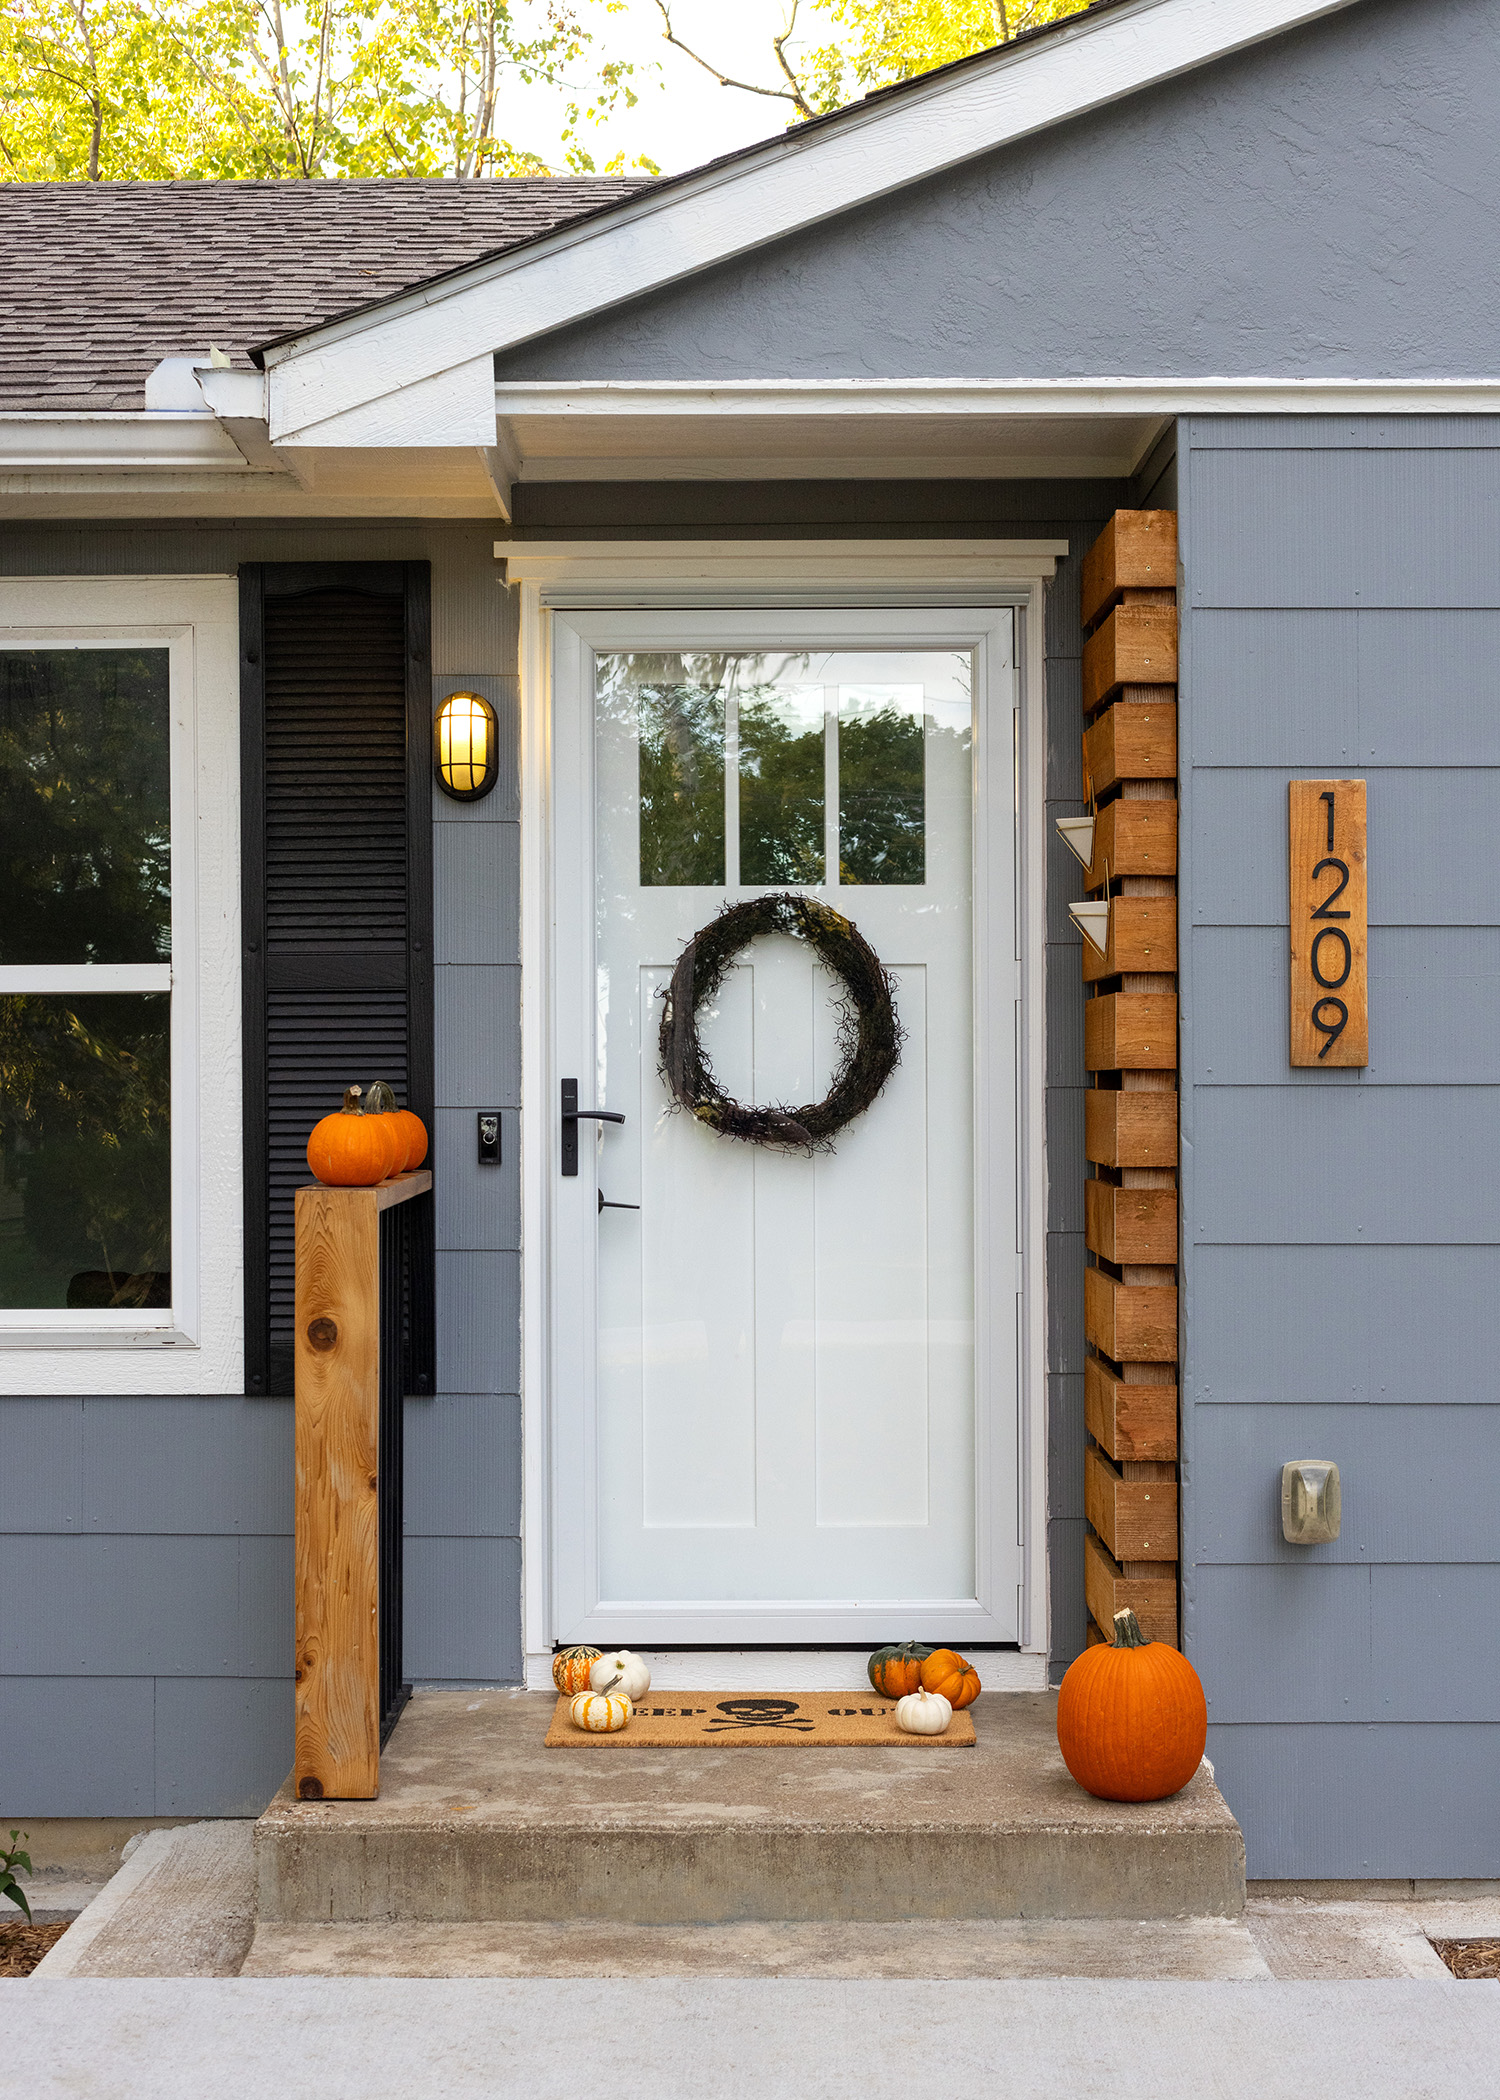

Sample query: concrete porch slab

[256,1689,1246,1926]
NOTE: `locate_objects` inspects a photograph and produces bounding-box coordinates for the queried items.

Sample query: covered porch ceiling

[494,387,1168,484]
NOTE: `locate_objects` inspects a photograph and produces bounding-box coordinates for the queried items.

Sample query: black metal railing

[377,1188,432,1744]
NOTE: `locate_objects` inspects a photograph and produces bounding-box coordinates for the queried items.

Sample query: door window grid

[618,651,953,891]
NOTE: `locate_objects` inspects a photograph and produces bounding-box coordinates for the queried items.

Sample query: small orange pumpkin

[391,1108,428,1172]
[919,1648,981,1709]
[307,1086,404,1186]
[1055,1608,1207,1802]
[552,1645,602,1696]
[868,1641,933,1699]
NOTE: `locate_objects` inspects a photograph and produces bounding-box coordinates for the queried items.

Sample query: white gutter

[0,361,294,486]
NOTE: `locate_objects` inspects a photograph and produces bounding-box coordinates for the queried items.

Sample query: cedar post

[293,1169,432,1799]
[1078,510,1181,1647]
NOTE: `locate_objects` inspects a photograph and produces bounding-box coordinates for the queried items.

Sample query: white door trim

[517,540,1052,1678]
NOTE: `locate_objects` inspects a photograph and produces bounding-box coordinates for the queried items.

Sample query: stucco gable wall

[493,0,1499,386]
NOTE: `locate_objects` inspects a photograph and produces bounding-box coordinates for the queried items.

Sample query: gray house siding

[1178,415,1500,1878]
[493,0,1500,388]
[0,521,519,1813]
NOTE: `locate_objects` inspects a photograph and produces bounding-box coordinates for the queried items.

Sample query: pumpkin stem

[1112,1608,1148,1649]
[341,1085,363,1114]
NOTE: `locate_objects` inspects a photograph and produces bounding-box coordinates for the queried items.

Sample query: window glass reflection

[739,680,824,886]
[839,685,926,886]
[611,656,727,887]
[0,649,171,964]
[597,646,970,892]
[0,993,171,1309]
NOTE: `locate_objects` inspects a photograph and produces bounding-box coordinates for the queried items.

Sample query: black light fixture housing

[434,689,499,801]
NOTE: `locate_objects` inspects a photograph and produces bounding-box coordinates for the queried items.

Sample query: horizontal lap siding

[0,524,518,1812]
[1180,417,1500,1877]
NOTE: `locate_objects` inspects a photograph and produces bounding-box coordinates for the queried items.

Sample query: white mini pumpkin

[589,1648,651,1701]
[570,1690,632,1733]
[895,1686,953,1736]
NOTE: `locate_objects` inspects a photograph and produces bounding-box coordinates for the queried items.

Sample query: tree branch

[653,0,814,120]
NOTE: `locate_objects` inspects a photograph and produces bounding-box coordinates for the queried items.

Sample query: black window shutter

[240,563,434,1397]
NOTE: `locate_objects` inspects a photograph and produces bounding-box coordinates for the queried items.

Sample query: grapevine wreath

[658,892,902,1151]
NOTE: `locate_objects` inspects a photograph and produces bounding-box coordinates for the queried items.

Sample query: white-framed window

[0,576,242,1393]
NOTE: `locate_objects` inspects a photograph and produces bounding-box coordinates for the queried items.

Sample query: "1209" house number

[1288,778,1368,1067]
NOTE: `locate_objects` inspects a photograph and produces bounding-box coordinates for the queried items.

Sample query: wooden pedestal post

[293,1169,431,1799]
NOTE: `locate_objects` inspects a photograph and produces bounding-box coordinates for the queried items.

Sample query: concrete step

[255,1689,1246,1927]
[242,1915,1269,1979]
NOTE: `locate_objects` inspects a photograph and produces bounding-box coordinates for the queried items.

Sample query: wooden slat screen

[1078,511,1181,1648]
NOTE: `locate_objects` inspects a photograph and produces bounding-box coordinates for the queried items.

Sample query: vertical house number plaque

[1289,778,1368,1067]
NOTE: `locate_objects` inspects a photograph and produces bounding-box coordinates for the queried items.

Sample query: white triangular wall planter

[1055,815,1095,871]
[1069,899,1111,956]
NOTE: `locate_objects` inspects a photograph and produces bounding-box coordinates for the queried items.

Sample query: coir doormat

[545,1693,976,1748]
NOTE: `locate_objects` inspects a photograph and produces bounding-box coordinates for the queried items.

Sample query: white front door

[547,606,1020,1645]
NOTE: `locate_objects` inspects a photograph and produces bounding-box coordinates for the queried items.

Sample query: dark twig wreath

[659,893,903,1151]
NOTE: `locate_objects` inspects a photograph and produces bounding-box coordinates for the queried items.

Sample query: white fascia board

[497,376,1500,419]
[277,353,495,449]
[265,0,1365,441]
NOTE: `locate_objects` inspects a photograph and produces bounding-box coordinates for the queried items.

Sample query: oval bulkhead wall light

[434,690,499,801]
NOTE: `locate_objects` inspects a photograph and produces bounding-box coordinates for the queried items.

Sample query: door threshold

[525,1649,1049,1693]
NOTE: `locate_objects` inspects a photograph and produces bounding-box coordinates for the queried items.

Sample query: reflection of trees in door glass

[632,662,726,886]
[0,649,171,965]
[739,684,824,886]
[839,687,925,886]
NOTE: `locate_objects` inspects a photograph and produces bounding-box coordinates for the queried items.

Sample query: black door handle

[561,1077,625,1176]
[598,1190,641,1214]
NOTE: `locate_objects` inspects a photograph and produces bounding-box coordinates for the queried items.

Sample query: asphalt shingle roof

[0,177,649,413]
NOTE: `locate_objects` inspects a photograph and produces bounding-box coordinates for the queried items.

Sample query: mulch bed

[0,1920,69,1977]
[1432,1939,1500,1980]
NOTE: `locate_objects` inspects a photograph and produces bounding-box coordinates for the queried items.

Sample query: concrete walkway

[32,1824,256,1979]
[6,1976,1500,2098]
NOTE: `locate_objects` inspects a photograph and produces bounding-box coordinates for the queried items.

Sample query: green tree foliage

[0,0,652,179]
[808,0,1088,110]
[657,0,1088,122]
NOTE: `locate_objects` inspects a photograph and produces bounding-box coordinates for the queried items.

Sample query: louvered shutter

[240,565,434,1397]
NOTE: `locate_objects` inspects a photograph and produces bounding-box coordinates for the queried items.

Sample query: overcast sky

[493,0,847,177]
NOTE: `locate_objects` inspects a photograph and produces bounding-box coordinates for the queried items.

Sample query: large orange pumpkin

[920,1648,981,1709]
[307,1086,404,1186]
[1055,1608,1207,1802]
[867,1642,932,1698]
[391,1108,428,1172]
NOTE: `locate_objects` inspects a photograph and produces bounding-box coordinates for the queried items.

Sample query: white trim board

[501,539,1066,609]
[0,577,243,1389]
[497,378,1500,419]
[517,539,1053,1664]
[264,0,1367,442]
[522,1650,1050,1694]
